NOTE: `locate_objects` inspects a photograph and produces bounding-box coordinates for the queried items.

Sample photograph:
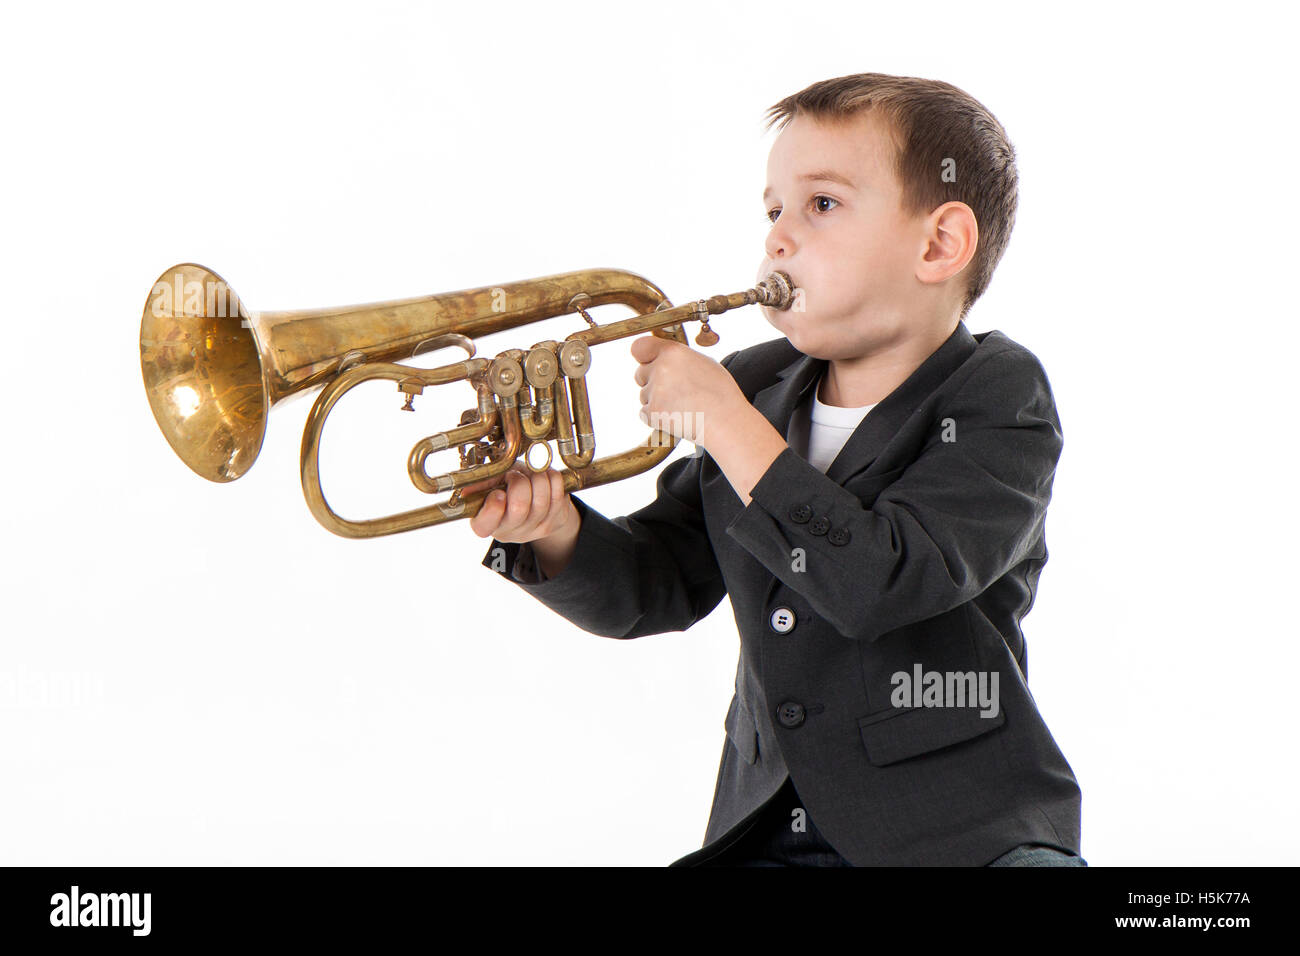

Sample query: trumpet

[139,263,794,538]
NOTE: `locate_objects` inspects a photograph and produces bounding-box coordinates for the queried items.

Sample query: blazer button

[809,516,830,536]
[828,527,851,546]
[769,606,796,634]
[789,504,813,523]
[776,701,806,728]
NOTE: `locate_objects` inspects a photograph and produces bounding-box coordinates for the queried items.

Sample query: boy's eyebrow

[763,170,858,202]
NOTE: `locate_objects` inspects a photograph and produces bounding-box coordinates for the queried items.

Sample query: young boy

[474,72,1084,867]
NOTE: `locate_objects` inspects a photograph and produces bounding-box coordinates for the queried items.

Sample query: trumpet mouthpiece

[756,271,794,310]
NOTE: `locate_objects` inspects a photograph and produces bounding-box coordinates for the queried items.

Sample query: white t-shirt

[788,373,878,474]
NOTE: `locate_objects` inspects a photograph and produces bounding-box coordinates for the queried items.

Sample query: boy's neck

[818,316,961,408]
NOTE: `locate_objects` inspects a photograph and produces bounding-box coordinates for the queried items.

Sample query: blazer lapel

[750,321,978,484]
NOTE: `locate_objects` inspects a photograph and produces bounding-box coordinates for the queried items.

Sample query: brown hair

[764,73,1018,319]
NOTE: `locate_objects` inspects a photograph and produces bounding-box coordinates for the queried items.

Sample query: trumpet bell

[139,263,268,482]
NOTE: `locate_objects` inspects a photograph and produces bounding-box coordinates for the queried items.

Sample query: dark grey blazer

[481,321,1083,866]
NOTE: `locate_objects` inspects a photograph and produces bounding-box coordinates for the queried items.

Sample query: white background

[2,0,1296,865]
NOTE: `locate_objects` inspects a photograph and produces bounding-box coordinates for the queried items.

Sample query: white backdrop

[2,0,1296,866]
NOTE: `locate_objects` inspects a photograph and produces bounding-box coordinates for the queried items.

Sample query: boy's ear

[917,201,978,287]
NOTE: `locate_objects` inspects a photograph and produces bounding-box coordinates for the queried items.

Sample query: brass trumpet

[139,263,794,538]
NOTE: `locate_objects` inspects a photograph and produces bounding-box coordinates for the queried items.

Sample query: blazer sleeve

[724,347,1063,641]
[478,350,739,639]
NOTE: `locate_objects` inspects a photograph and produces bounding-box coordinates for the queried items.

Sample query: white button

[769,607,796,634]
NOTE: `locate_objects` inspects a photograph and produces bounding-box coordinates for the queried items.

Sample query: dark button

[828,527,851,546]
[809,516,830,536]
[776,701,806,728]
[789,504,813,523]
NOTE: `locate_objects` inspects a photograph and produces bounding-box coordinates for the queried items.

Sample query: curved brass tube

[299,358,499,537]
[141,263,794,537]
[407,378,499,494]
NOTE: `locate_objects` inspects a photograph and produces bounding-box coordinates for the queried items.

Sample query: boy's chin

[764,306,812,333]
[767,313,825,355]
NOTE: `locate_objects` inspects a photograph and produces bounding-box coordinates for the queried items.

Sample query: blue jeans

[987,843,1088,866]
[694,776,1087,867]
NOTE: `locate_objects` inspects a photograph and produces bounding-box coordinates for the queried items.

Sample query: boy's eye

[764,195,839,225]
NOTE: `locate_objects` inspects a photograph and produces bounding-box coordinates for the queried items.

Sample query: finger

[542,469,572,534]
[633,364,648,387]
[498,469,534,535]
[503,467,547,540]
[469,485,506,537]
[518,467,555,538]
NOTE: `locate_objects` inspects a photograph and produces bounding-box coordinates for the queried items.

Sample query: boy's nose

[765,223,794,260]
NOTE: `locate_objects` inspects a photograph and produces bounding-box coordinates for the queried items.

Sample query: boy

[474,73,1084,867]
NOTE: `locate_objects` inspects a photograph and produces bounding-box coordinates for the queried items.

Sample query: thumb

[630,334,666,363]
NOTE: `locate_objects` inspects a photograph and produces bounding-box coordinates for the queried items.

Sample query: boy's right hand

[464,462,579,543]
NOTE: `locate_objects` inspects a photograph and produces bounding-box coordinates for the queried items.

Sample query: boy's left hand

[630,335,743,450]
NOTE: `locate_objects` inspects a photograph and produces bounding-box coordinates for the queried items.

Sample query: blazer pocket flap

[724,695,759,765]
[858,703,1005,767]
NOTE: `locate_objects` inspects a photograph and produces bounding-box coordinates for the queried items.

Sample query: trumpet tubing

[139,263,793,538]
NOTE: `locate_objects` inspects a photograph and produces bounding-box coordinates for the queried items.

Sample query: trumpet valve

[558,340,591,378]
[489,356,525,396]
[524,347,559,388]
